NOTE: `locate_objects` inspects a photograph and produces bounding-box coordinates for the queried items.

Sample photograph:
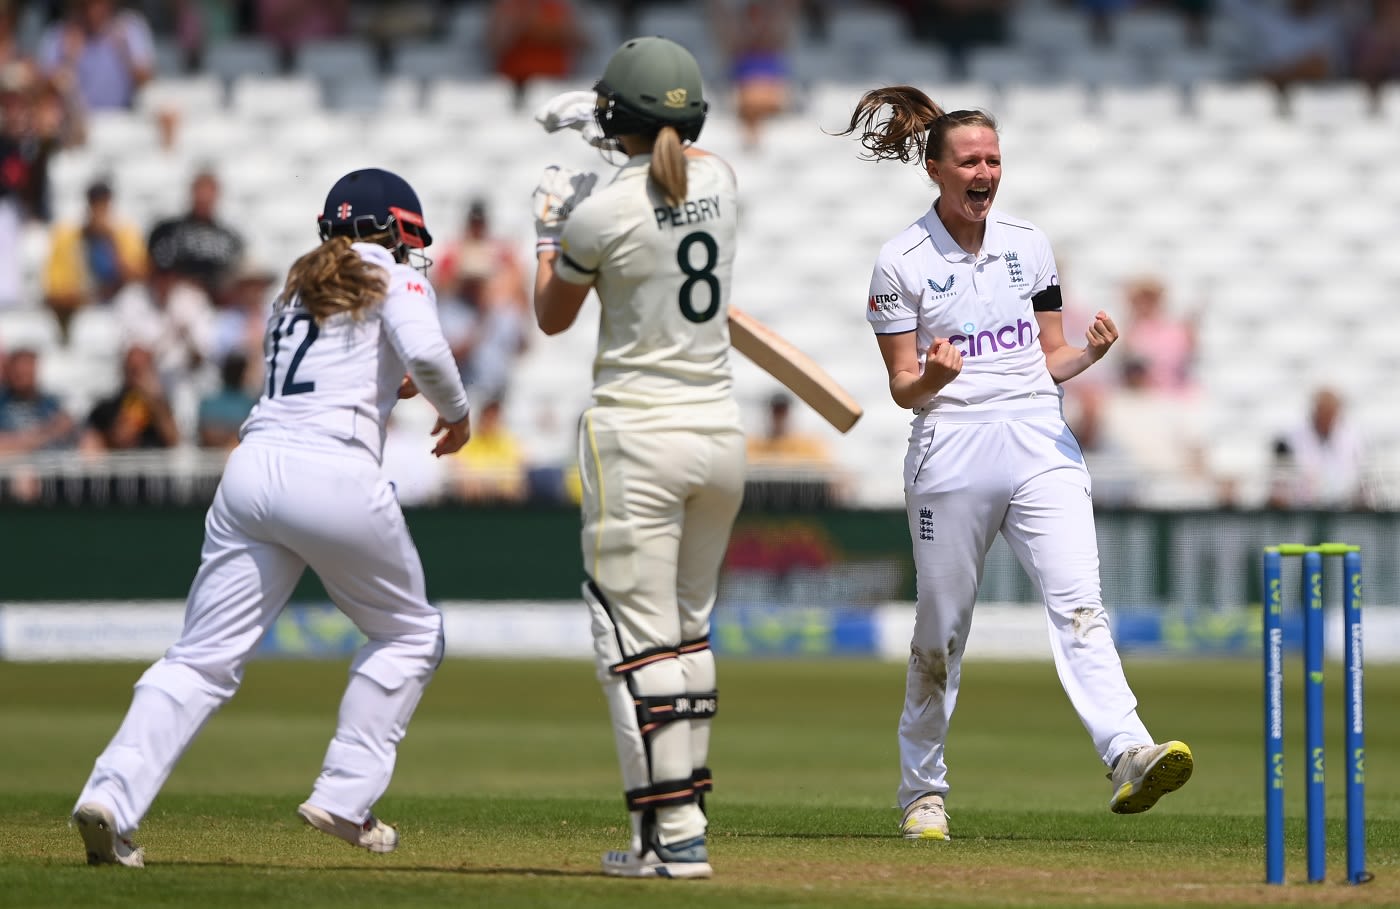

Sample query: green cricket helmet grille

[594,36,708,143]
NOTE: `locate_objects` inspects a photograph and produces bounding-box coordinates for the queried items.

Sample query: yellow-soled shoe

[900,793,950,840]
[1109,740,1194,814]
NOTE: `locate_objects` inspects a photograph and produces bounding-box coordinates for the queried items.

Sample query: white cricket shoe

[602,835,712,879]
[900,793,950,841]
[1109,740,1194,814]
[73,802,145,868]
[297,802,399,853]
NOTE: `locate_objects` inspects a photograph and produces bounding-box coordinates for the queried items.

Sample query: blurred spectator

[112,265,217,436]
[147,169,245,303]
[1353,0,1400,89]
[36,0,155,111]
[1170,0,1215,48]
[358,0,441,57]
[746,392,841,506]
[451,397,528,503]
[211,255,276,392]
[747,392,832,467]
[0,63,62,309]
[254,0,350,67]
[898,0,1011,74]
[43,177,147,335]
[195,351,255,449]
[487,0,588,106]
[711,0,798,149]
[0,347,75,453]
[82,343,180,450]
[1093,356,1217,507]
[1268,387,1371,509]
[434,198,528,317]
[1219,0,1349,88]
[434,199,528,402]
[0,2,30,68]
[169,0,240,72]
[1116,274,1195,394]
[1063,0,1133,44]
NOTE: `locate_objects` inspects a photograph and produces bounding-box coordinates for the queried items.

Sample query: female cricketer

[531,37,745,879]
[71,168,472,866]
[840,86,1193,841]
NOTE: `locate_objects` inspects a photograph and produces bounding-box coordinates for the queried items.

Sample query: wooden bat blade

[728,307,863,433]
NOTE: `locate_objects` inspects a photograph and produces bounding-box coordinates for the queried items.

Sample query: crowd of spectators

[0,0,1394,508]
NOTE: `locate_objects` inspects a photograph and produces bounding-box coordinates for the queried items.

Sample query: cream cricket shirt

[866,203,1063,421]
[555,153,740,429]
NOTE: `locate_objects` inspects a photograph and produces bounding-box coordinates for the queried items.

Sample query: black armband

[1032,285,1063,312]
[560,251,597,275]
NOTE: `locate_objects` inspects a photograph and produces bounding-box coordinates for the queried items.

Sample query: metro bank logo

[949,319,1035,357]
[868,292,899,313]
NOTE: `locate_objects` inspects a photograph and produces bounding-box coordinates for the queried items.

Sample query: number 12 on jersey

[267,312,319,397]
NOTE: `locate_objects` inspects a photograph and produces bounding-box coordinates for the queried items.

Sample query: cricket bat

[728,307,863,433]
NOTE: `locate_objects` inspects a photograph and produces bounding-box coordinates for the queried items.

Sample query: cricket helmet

[594,36,707,143]
[317,168,432,261]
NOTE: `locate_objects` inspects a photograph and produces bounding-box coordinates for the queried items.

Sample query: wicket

[1262,543,1371,885]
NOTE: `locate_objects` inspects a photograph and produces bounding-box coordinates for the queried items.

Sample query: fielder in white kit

[531,37,744,879]
[840,87,1193,841]
[71,168,472,866]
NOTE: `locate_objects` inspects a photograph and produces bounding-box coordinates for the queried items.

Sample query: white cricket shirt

[555,153,740,428]
[866,203,1062,421]
[240,243,469,461]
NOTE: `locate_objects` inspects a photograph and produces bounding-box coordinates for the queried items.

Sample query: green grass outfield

[2,657,1397,908]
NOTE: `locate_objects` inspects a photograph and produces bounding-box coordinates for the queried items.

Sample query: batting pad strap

[678,635,710,655]
[692,766,714,793]
[609,644,680,676]
[634,690,719,735]
[625,778,698,811]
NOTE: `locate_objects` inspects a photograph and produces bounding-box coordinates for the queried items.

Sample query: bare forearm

[533,252,586,336]
[1045,345,1101,384]
[888,370,931,409]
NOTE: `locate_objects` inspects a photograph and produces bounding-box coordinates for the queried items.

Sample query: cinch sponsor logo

[868,292,899,313]
[949,319,1034,357]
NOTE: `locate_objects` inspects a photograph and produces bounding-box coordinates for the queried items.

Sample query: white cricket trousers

[75,440,444,834]
[897,415,1152,810]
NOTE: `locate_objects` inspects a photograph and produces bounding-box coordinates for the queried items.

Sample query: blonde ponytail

[649,126,688,207]
[278,236,388,322]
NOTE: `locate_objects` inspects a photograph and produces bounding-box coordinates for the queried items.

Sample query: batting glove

[533,165,597,255]
[533,90,612,149]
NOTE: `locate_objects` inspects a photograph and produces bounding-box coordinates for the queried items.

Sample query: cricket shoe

[602,835,712,879]
[297,802,399,853]
[900,793,950,841]
[1109,740,1194,814]
[73,802,145,868]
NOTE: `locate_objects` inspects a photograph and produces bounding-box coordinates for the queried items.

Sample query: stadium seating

[5,3,1396,509]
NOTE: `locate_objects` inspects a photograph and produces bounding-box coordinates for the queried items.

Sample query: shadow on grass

[162,860,603,878]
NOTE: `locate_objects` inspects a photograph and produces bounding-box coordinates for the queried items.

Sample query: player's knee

[350,625,443,691]
[678,634,716,690]
[137,657,241,704]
